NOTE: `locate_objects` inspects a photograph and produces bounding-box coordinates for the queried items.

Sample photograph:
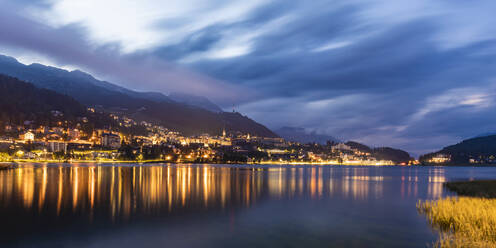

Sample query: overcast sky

[1,0,496,155]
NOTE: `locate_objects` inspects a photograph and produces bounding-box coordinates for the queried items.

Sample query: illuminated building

[67,129,81,140]
[48,141,67,153]
[428,154,450,163]
[22,131,35,142]
[331,143,352,151]
[101,134,121,149]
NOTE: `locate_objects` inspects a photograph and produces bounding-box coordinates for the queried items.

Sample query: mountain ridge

[0,74,86,123]
[420,135,496,165]
[0,54,277,138]
[0,54,221,110]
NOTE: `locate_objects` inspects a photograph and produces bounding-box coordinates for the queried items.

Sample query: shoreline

[444,180,496,198]
[1,159,401,166]
[6,160,496,167]
[421,162,496,167]
[0,162,16,170]
[419,179,496,247]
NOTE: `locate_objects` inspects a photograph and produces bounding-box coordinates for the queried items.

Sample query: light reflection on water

[0,164,444,219]
[1,163,489,248]
[1,165,264,220]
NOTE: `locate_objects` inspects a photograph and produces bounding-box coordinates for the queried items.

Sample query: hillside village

[0,110,405,165]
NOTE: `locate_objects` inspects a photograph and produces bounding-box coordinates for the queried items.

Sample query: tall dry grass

[418,197,496,248]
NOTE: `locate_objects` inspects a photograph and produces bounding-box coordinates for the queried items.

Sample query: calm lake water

[1,164,495,248]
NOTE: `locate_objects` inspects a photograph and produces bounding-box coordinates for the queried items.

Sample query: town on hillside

[0,110,406,165]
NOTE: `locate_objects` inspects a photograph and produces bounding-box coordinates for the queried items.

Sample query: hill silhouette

[0,55,277,137]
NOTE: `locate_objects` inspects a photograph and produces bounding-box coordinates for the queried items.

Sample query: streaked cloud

[411,87,495,122]
[312,41,352,52]
[1,0,496,155]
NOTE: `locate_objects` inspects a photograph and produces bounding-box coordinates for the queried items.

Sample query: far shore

[6,159,496,168]
[444,180,496,198]
[0,159,401,166]
[421,162,496,167]
[5,160,496,167]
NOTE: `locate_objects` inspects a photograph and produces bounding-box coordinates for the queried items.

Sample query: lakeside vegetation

[418,197,496,248]
[445,181,496,198]
[418,180,496,248]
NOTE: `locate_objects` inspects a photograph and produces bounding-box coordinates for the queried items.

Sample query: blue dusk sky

[1,0,496,155]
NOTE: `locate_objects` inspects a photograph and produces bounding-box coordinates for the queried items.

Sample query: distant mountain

[169,92,223,113]
[0,74,85,124]
[69,69,172,103]
[474,132,496,138]
[420,135,496,165]
[0,54,277,137]
[0,55,222,112]
[0,55,170,108]
[372,147,412,164]
[346,141,412,164]
[132,103,277,137]
[0,74,149,136]
[275,127,340,144]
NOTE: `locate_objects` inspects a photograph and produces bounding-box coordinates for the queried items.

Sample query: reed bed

[418,197,496,248]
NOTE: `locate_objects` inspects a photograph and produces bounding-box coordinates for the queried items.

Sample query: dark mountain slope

[0,74,85,124]
[0,55,276,137]
[0,74,149,136]
[276,127,340,144]
[0,57,158,109]
[0,55,222,111]
[345,141,373,153]
[346,141,412,164]
[420,135,496,165]
[372,147,411,164]
[220,112,276,137]
[132,103,277,137]
[169,92,223,113]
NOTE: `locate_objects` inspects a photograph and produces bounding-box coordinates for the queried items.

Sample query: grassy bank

[445,180,496,198]
[418,197,496,247]
[418,180,496,247]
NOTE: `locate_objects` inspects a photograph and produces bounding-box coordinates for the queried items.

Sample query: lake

[1,163,495,248]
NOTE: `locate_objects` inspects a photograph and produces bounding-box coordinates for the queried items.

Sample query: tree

[222,152,247,163]
[118,144,136,161]
[0,152,11,162]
